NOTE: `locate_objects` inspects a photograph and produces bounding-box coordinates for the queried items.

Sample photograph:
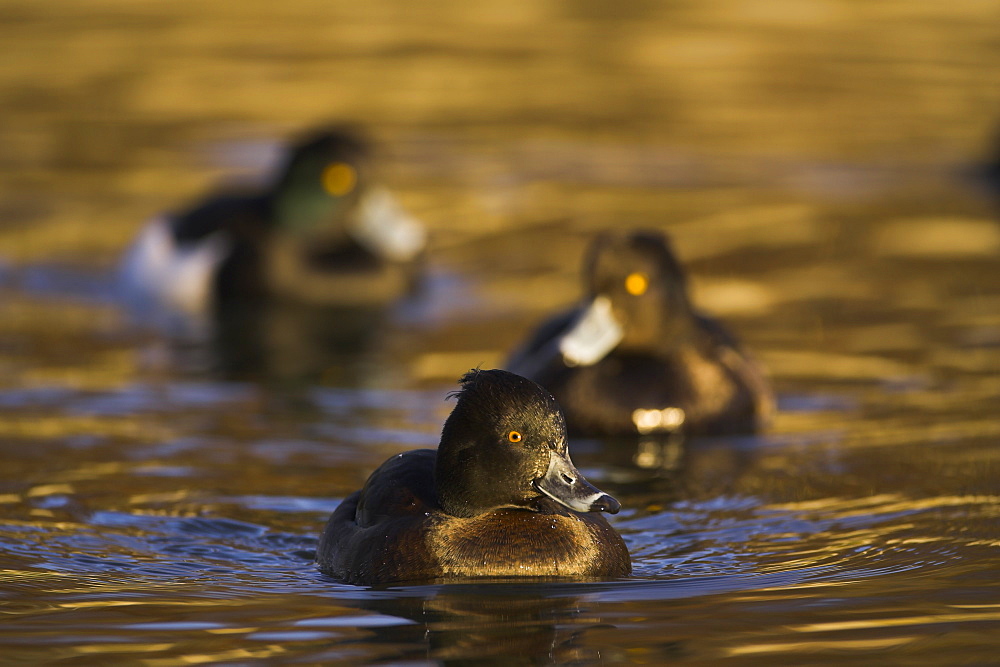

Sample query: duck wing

[316,449,440,584]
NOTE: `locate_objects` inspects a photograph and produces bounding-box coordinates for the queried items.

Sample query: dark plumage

[969,129,1000,206]
[316,369,631,585]
[118,125,425,332]
[506,230,773,437]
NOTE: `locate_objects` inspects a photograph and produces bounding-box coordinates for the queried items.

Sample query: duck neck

[434,446,485,518]
[619,305,698,357]
[435,444,530,518]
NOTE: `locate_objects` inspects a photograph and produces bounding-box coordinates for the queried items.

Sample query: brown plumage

[506,230,773,437]
[316,370,630,585]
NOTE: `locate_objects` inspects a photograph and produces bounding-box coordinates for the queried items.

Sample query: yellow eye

[321,162,357,197]
[508,431,522,443]
[625,272,648,296]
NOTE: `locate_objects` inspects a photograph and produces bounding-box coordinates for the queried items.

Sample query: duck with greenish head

[118,125,425,335]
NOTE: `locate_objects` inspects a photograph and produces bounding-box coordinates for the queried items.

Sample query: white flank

[118,217,230,332]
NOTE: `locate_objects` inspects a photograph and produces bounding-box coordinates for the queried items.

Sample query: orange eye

[321,162,357,197]
[625,272,648,296]
[507,431,522,443]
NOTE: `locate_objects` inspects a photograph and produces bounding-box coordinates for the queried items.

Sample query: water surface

[1,1,999,663]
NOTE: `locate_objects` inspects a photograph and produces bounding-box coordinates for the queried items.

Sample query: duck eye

[321,162,357,197]
[625,272,648,296]
[507,431,523,443]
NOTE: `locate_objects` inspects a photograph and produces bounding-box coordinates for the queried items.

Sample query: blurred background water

[1,0,999,663]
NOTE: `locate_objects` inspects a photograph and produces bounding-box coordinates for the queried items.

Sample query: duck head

[559,230,693,366]
[270,126,424,262]
[435,369,620,518]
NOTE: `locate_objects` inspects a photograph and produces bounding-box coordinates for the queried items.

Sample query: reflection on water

[2,0,1000,664]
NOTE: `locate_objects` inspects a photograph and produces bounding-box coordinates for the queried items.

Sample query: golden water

[1,1,999,663]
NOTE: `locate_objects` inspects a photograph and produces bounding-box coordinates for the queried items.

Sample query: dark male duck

[506,230,774,437]
[118,126,425,332]
[316,369,631,585]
